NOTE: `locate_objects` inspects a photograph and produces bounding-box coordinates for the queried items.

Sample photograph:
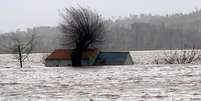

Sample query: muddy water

[0,65,201,101]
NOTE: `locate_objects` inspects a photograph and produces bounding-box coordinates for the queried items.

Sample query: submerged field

[0,52,201,101]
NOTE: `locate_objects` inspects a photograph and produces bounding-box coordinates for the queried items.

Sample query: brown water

[0,65,201,101]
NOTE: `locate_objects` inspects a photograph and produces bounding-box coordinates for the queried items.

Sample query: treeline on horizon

[1,9,201,53]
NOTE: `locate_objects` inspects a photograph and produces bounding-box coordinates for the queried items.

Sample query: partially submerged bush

[40,53,49,65]
[154,49,201,64]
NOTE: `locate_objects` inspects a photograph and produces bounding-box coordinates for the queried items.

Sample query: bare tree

[0,33,36,68]
[60,7,106,67]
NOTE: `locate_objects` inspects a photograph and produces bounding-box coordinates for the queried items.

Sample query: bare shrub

[40,53,49,65]
[154,49,201,64]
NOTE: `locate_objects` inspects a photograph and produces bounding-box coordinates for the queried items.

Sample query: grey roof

[94,52,133,65]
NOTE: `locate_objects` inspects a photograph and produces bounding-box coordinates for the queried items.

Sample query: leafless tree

[0,33,36,68]
[60,7,106,66]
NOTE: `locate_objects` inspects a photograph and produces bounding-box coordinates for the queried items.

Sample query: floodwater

[1,64,201,101]
[0,53,201,101]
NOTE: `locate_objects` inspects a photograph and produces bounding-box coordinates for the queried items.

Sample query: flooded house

[45,49,99,67]
[45,49,134,67]
[94,52,134,65]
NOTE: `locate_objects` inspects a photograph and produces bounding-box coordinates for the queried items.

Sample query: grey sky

[0,0,201,33]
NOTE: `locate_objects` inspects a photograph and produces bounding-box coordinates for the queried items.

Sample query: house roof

[46,49,99,60]
[94,52,133,65]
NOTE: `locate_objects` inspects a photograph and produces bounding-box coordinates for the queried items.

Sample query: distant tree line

[1,9,201,53]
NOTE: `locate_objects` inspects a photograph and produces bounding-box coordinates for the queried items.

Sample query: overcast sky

[0,0,201,33]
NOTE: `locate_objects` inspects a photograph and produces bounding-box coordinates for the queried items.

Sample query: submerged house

[45,49,134,67]
[94,52,134,65]
[45,49,99,67]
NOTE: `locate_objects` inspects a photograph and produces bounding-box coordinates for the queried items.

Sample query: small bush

[40,53,49,65]
[154,49,201,64]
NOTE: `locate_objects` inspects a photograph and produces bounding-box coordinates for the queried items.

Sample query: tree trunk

[71,49,82,67]
[18,45,23,68]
